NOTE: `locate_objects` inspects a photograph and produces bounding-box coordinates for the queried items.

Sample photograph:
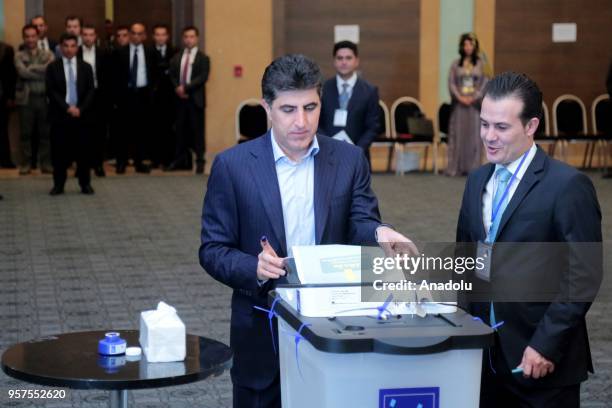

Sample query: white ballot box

[270,290,493,408]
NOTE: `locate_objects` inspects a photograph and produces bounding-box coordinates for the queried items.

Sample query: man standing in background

[168,26,209,174]
[31,15,57,52]
[0,40,17,169]
[14,24,54,175]
[79,24,110,177]
[318,41,380,166]
[152,24,178,169]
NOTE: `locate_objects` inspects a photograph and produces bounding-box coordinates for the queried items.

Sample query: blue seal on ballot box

[98,332,127,355]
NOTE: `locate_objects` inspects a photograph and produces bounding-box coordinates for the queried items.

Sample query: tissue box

[139,301,186,362]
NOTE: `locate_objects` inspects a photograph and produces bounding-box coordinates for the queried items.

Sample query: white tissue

[139,301,186,363]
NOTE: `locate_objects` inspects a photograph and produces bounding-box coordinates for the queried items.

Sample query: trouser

[233,375,281,408]
[19,94,51,169]
[90,90,108,169]
[174,98,205,165]
[50,119,91,188]
[152,86,176,166]
[116,88,150,167]
[0,101,13,166]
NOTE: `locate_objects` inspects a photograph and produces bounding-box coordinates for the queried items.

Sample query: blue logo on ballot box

[379,387,439,408]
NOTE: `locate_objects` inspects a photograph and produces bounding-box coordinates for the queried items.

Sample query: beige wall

[205,0,273,165]
[3,0,26,47]
[474,0,495,73]
[419,0,440,121]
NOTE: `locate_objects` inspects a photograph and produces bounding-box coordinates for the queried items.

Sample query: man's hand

[67,106,80,117]
[376,226,419,257]
[175,85,188,99]
[257,237,286,281]
[519,346,555,379]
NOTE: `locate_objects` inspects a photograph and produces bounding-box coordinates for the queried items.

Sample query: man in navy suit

[456,72,602,407]
[200,54,415,408]
[318,41,380,166]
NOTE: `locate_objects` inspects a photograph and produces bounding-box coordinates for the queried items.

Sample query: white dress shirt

[156,44,167,58]
[129,43,147,88]
[180,47,198,85]
[37,37,50,51]
[336,72,358,100]
[81,45,97,88]
[62,57,78,104]
[482,143,537,234]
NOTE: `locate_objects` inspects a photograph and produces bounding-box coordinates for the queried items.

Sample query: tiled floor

[0,171,610,407]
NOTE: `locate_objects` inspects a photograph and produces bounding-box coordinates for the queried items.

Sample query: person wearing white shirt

[46,33,95,195]
[318,41,380,169]
[167,26,210,174]
[113,22,156,174]
[31,15,57,52]
[152,24,178,168]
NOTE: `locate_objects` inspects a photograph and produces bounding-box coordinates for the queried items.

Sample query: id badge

[333,109,348,127]
[475,241,492,282]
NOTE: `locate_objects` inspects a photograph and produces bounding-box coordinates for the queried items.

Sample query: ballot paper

[284,245,456,317]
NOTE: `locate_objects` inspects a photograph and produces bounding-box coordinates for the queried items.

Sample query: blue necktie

[129,47,138,88]
[487,167,512,328]
[67,61,77,106]
[487,167,512,244]
[338,82,349,110]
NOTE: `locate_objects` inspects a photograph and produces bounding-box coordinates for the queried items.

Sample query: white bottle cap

[126,347,142,357]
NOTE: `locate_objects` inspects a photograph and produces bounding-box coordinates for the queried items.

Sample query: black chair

[533,101,558,157]
[370,100,394,173]
[436,103,451,173]
[552,95,594,167]
[390,97,435,173]
[589,94,611,169]
[235,99,268,143]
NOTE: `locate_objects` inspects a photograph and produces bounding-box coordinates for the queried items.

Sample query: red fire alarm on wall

[234,65,243,78]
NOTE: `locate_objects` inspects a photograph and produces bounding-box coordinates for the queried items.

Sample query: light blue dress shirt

[270,130,320,257]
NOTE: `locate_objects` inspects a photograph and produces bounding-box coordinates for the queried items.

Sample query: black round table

[1,330,232,408]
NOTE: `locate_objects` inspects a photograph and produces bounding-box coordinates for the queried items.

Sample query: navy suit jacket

[456,147,602,388]
[199,131,382,389]
[318,76,380,150]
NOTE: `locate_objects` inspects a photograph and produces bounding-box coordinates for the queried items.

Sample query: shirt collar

[130,43,143,51]
[184,46,198,55]
[62,56,76,65]
[336,72,357,89]
[495,142,537,182]
[83,44,95,53]
[270,129,320,164]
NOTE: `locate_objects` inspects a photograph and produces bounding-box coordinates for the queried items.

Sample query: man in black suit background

[79,24,110,177]
[46,33,95,195]
[168,26,209,174]
[0,40,16,168]
[456,72,602,407]
[152,24,177,169]
[318,41,380,165]
[31,15,57,52]
[113,22,157,174]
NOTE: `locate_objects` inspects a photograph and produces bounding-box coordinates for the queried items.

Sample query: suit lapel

[314,136,337,243]
[329,78,340,111]
[495,147,546,240]
[249,132,287,255]
[346,78,361,112]
[477,164,495,240]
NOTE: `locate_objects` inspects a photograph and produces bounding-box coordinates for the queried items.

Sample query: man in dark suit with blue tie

[318,41,380,166]
[456,72,602,407]
[200,54,415,408]
[46,33,95,195]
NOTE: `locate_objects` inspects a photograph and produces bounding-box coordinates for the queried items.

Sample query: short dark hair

[116,25,129,33]
[65,15,83,26]
[333,40,358,57]
[22,24,38,36]
[130,22,147,31]
[483,72,543,124]
[59,32,78,44]
[261,54,322,105]
[153,24,170,33]
[182,25,199,36]
[30,15,46,24]
[82,24,96,32]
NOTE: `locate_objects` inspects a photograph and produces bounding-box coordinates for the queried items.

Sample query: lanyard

[490,150,529,225]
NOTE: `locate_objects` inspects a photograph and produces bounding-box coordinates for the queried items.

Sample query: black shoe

[81,185,95,195]
[0,194,3,200]
[116,163,126,174]
[135,164,151,174]
[196,162,204,174]
[0,162,16,169]
[94,166,106,177]
[49,186,64,196]
[165,160,188,171]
